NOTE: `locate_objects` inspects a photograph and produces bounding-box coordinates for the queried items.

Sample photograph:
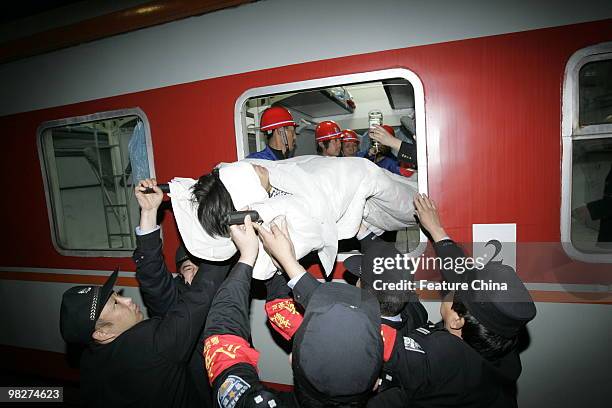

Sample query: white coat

[169,155,418,280]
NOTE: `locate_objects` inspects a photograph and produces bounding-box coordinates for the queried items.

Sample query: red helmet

[260,106,297,132]
[341,129,359,144]
[315,120,342,142]
[381,124,395,136]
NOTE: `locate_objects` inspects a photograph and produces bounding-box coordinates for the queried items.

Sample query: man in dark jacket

[203,215,384,408]
[357,125,417,177]
[59,262,218,407]
[133,178,231,406]
[367,194,536,408]
[345,235,428,334]
[262,228,427,340]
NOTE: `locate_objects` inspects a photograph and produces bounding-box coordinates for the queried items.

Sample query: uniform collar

[382,313,402,322]
[268,145,286,160]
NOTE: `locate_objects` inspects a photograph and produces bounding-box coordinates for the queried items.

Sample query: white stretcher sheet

[170,156,417,280]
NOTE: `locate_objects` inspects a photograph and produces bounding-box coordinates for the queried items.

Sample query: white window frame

[37,108,155,257]
[561,41,612,263]
[234,68,428,258]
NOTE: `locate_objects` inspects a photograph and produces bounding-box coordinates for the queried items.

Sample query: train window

[579,60,612,126]
[38,109,154,256]
[562,43,612,262]
[235,69,427,255]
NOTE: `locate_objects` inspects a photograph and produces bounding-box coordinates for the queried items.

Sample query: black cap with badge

[60,268,119,344]
[345,240,536,339]
[175,244,190,268]
[456,261,536,338]
[291,283,383,404]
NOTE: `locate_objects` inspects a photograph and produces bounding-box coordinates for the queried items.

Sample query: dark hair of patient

[452,297,518,361]
[191,169,235,238]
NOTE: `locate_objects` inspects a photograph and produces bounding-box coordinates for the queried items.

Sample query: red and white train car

[0,1,611,405]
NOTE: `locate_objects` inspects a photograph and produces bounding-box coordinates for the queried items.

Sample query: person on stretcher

[169,155,419,280]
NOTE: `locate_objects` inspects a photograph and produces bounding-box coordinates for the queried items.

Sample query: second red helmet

[315,120,342,142]
[341,129,359,144]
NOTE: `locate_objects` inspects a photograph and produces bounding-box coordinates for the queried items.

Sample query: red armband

[265,298,304,341]
[399,167,415,177]
[380,324,397,362]
[203,334,260,384]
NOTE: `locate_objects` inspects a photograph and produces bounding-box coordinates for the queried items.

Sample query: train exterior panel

[0,1,611,406]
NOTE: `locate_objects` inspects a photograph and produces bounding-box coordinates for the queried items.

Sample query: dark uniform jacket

[80,263,218,408]
[368,324,522,408]
[132,229,231,407]
[397,140,417,169]
[357,138,418,176]
[368,239,523,408]
[359,232,428,335]
[203,262,300,408]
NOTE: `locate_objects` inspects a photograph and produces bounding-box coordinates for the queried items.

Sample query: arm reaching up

[254,217,320,308]
[369,124,402,152]
[253,217,304,280]
[135,178,163,231]
[229,215,259,267]
[413,194,467,284]
[203,216,260,383]
[133,178,179,317]
[413,193,448,243]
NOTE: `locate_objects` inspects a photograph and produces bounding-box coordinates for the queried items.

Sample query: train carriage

[0,1,611,406]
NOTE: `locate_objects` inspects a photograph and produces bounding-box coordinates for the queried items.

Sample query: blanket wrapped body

[170,156,418,280]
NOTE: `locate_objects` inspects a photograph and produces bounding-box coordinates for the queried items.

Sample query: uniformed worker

[203,216,384,408]
[59,261,220,407]
[174,244,199,284]
[133,178,232,407]
[344,240,428,335]
[247,106,297,160]
[368,124,417,169]
[367,194,537,408]
[359,124,416,177]
[315,120,343,156]
[341,129,360,157]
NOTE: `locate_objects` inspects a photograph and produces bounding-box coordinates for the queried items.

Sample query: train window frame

[561,42,612,263]
[37,108,156,257]
[234,68,428,259]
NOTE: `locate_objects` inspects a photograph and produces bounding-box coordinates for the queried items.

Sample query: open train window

[562,42,612,262]
[37,108,154,256]
[235,68,427,256]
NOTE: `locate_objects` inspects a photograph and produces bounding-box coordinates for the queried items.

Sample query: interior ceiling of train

[247,78,416,133]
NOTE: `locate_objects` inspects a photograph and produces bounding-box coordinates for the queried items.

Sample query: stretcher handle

[142,183,170,194]
[227,210,261,225]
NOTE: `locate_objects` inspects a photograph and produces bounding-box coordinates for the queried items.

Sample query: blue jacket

[247,145,279,161]
[356,151,401,175]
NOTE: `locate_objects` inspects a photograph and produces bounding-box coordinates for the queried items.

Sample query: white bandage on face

[218,162,268,210]
[168,177,234,260]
